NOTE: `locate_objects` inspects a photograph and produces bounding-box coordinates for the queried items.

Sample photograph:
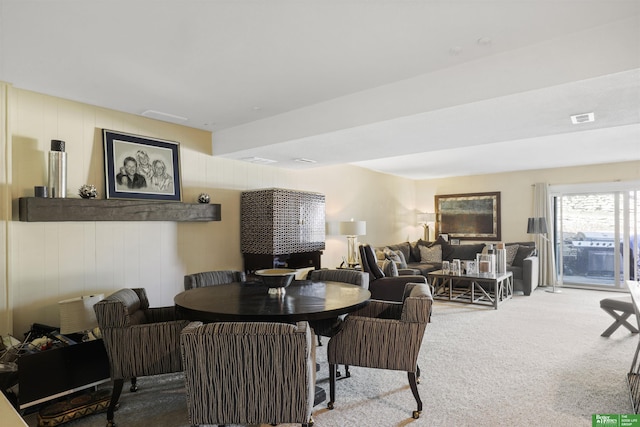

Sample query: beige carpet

[23,287,637,427]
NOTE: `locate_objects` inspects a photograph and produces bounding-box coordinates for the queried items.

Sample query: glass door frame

[549,181,639,291]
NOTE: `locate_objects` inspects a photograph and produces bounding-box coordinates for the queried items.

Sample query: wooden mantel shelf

[18,197,221,222]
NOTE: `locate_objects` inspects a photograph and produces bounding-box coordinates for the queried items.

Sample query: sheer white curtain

[533,183,557,287]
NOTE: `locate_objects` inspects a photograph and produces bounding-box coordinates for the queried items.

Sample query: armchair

[93,288,190,427]
[327,282,433,419]
[359,244,429,302]
[184,269,246,290]
[180,321,316,427]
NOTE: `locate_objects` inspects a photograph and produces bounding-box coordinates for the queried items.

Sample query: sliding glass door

[552,183,639,291]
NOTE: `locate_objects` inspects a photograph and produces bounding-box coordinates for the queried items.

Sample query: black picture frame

[435,192,501,241]
[103,130,182,201]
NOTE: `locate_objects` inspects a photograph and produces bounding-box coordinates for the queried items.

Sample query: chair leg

[106,378,124,427]
[328,364,336,409]
[130,376,138,392]
[601,308,638,337]
[417,364,421,384]
[408,371,422,419]
[317,334,322,346]
[336,364,351,380]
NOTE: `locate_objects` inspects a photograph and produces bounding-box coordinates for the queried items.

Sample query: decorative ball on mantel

[198,193,211,204]
[78,184,98,199]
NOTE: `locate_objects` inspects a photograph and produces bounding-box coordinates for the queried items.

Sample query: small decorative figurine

[78,184,98,199]
[198,193,211,204]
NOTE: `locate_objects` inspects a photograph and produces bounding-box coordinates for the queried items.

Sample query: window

[550,182,639,291]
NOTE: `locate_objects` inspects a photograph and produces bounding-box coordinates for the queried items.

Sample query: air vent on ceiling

[141,110,188,124]
[570,112,595,124]
[241,157,277,164]
[294,158,317,164]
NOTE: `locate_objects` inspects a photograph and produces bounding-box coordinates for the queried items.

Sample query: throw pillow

[395,249,408,269]
[419,244,442,263]
[385,242,412,263]
[375,249,386,261]
[384,247,408,269]
[430,236,455,261]
[410,241,424,263]
[513,245,536,267]
[382,259,399,277]
[505,244,519,266]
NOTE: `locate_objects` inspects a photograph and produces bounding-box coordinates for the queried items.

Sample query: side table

[17,339,110,410]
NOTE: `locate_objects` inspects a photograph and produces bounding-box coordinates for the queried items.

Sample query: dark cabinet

[241,188,325,273]
[242,251,322,273]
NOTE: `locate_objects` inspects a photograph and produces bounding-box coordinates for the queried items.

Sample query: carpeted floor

[23,286,637,426]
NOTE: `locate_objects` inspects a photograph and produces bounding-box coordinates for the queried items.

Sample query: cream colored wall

[415,161,640,243]
[1,86,416,336]
[2,84,637,337]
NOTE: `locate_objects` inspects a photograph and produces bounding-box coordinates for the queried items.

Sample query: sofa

[375,238,539,296]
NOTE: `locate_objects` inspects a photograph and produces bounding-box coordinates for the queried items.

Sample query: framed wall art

[435,192,501,241]
[103,129,182,201]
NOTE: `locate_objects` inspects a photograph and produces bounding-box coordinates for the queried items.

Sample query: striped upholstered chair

[180,321,316,427]
[309,268,369,290]
[327,282,433,419]
[184,270,246,290]
[309,268,369,346]
[94,288,190,427]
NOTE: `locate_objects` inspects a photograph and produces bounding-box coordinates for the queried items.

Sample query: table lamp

[339,220,366,268]
[417,213,436,241]
[59,294,104,341]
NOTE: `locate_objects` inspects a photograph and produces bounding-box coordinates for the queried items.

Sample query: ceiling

[1,1,639,179]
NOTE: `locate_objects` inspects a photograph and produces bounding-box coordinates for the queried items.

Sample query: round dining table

[174,279,371,323]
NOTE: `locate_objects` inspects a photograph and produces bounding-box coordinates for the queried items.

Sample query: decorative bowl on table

[255,268,296,294]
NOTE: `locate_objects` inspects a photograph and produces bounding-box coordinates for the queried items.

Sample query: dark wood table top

[174,280,371,322]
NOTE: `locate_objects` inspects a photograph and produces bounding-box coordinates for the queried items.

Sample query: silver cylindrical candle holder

[48,139,67,198]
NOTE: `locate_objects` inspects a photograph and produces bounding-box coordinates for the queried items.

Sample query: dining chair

[308,268,370,381]
[327,282,433,419]
[309,268,369,342]
[94,288,190,427]
[180,320,316,427]
[183,269,246,290]
[309,268,369,289]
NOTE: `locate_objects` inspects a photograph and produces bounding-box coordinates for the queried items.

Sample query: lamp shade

[58,294,104,334]
[339,220,366,236]
[527,217,548,234]
[417,213,436,224]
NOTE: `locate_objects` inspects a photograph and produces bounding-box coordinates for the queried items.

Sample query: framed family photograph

[435,191,501,241]
[103,130,182,201]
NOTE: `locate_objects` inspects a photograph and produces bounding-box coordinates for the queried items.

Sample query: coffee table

[427,270,513,309]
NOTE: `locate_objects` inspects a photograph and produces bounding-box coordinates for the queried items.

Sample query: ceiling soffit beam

[212,18,639,156]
